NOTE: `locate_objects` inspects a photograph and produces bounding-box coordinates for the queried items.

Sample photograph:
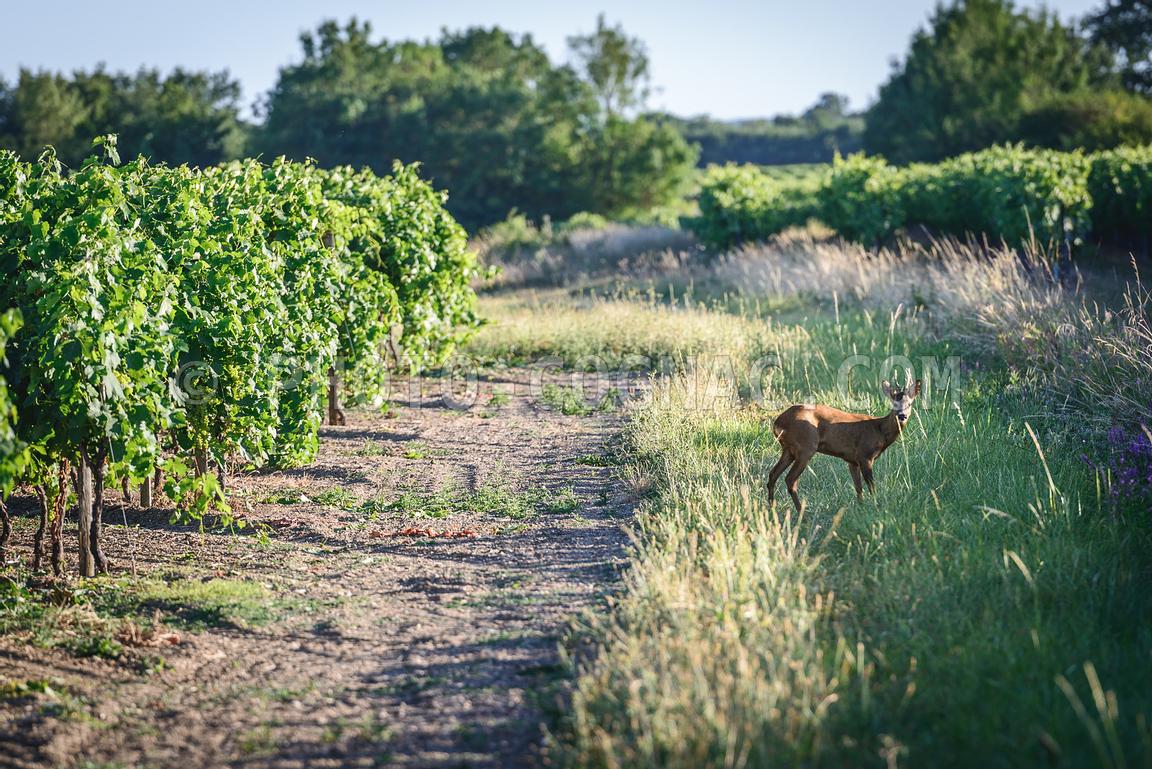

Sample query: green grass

[466,291,776,369]
[552,299,1152,769]
[541,384,619,416]
[312,487,359,510]
[355,439,387,457]
[573,452,618,467]
[0,574,306,658]
[379,488,459,519]
[402,443,428,459]
[369,478,582,522]
[543,487,580,514]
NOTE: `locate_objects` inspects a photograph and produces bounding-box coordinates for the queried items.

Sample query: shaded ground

[0,370,635,769]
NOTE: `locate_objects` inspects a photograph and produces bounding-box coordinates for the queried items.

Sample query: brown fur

[768,379,921,510]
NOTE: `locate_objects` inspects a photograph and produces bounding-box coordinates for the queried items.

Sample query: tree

[865,0,1114,162]
[0,71,90,162]
[258,19,696,230]
[1085,0,1152,94]
[802,93,851,129]
[0,67,248,168]
[567,14,651,119]
[1018,89,1152,150]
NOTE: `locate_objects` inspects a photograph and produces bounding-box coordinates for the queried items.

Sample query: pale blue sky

[0,0,1105,119]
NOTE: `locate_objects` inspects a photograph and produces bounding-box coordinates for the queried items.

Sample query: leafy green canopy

[691,164,823,249]
[0,310,27,498]
[690,145,1152,250]
[0,139,480,517]
[1085,0,1152,95]
[0,68,247,168]
[256,19,698,231]
[866,0,1116,162]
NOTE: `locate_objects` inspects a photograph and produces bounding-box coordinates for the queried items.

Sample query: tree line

[657,93,865,167]
[1,1,1150,228]
[866,0,1152,162]
[0,17,696,232]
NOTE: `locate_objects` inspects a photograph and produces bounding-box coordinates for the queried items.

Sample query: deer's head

[882,377,922,423]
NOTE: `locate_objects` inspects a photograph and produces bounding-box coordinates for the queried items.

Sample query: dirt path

[0,370,634,769]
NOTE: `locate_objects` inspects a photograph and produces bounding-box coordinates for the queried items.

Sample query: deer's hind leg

[848,462,864,499]
[767,451,794,505]
[785,448,816,513]
[861,460,876,493]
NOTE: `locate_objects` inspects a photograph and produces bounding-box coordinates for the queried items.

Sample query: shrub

[1088,145,1152,244]
[902,145,1094,246]
[693,146,1099,252]
[557,211,613,234]
[818,154,904,244]
[692,164,821,249]
[1019,91,1152,152]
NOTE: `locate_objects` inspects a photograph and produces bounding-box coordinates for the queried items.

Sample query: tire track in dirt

[0,370,634,769]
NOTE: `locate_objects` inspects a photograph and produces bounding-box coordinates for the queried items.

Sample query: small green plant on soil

[238,722,280,755]
[402,443,429,459]
[401,442,449,460]
[366,479,581,522]
[469,481,539,520]
[261,489,306,505]
[263,682,316,703]
[541,384,589,415]
[1,574,306,656]
[355,439,387,457]
[573,452,618,466]
[357,713,392,743]
[1,675,90,724]
[64,633,125,660]
[322,719,345,744]
[541,384,619,415]
[543,487,580,514]
[0,678,59,700]
[479,389,514,418]
[312,487,359,510]
[380,488,459,519]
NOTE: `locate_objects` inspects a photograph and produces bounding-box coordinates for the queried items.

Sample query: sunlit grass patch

[0,574,302,662]
[560,297,1152,768]
[467,291,781,369]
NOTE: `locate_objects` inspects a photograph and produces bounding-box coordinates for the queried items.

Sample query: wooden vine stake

[76,453,95,577]
[327,366,345,426]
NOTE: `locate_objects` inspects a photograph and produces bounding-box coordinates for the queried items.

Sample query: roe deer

[768,377,921,511]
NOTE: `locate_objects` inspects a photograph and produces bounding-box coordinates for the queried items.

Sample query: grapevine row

[0,137,482,576]
[692,144,1152,250]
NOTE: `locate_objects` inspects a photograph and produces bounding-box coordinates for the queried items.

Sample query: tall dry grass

[523,230,1152,768]
[474,222,696,288]
[552,293,1152,769]
[466,290,793,370]
[710,234,1151,435]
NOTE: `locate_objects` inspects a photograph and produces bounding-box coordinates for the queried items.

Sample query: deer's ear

[881,380,893,397]
[912,379,923,397]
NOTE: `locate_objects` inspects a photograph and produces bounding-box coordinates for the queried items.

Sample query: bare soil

[0,370,634,769]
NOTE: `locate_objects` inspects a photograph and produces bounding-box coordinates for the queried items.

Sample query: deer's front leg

[848,462,863,498]
[861,460,875,493]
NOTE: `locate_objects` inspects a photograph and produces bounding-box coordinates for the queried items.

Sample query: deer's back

[772,404,883,459]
